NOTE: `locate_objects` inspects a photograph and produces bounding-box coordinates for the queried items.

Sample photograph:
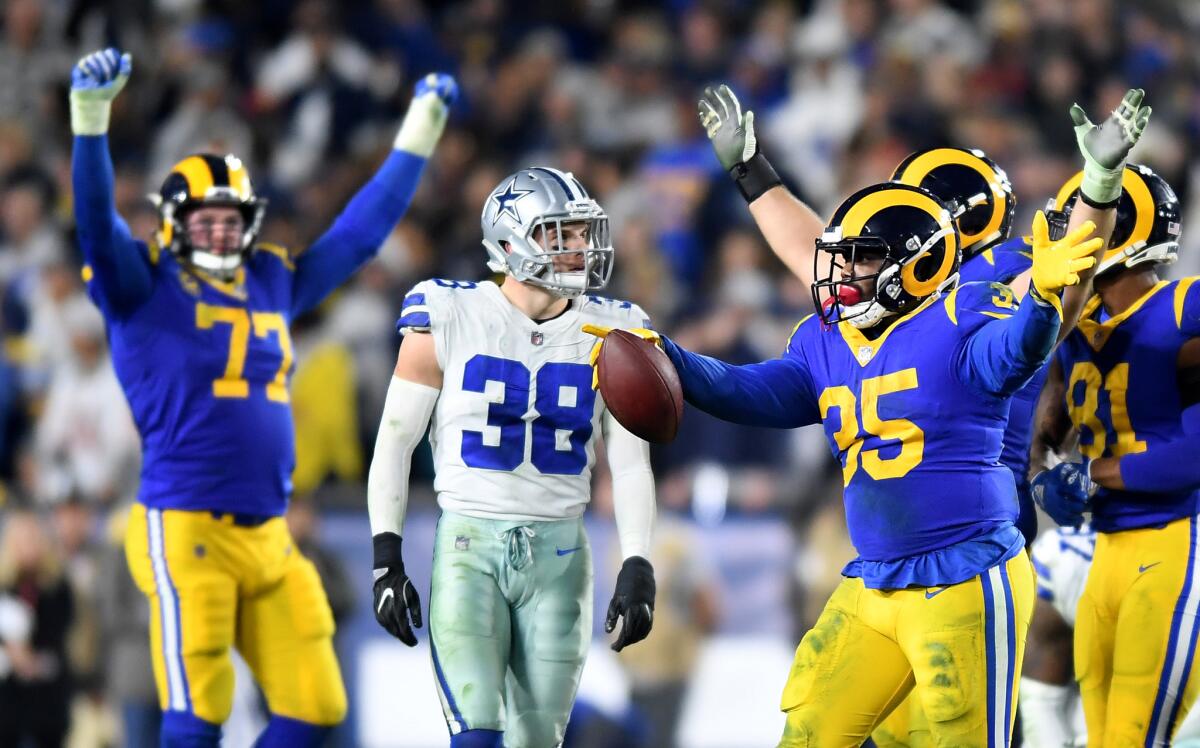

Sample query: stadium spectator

[0,509,75,748]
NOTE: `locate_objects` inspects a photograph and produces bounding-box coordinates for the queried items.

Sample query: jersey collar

[836,292,942,367]
[1077,280,1169,351]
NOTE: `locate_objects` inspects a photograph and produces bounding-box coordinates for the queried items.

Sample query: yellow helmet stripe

[173,156,216,199]
[224,155,253,200]
[897,148,1007,248]
[901,229,957,297]
[1056,168,1155,267]
[840,188,956,297]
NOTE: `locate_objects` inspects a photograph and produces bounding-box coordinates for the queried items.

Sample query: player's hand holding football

[606,556,655,652]
[582,324,661,389]
[1032,461,1095,529]
[1070,88,1151,205]
[372,531,423,646]
[698,84,757,172]
[1030,210,1103,300]
[70,48,132,136]
[393,73,459,158]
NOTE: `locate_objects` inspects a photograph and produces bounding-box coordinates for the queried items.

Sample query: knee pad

[254,715,332,748]
[450,728,504,748]
[161,712,222,748]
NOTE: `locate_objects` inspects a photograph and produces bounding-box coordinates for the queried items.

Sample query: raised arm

[367,331,442,647]
[1059,89,1152,339]
[958,213,1101,398]
[699,85,824,288]
[291,74,457,317]
[70,49,153,317]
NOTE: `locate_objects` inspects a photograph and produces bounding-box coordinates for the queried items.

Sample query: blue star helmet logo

[491,179,534,226]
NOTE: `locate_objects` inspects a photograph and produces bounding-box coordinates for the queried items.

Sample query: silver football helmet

[481,167,613,297]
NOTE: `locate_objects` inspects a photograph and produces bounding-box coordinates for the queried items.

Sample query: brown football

[596,330,684,443]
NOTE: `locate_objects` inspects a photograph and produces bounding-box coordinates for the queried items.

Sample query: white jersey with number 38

[397,279,651,521]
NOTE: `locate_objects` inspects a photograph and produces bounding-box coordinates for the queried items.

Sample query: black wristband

[730,151,782,204]
[373,531,403,570]
[1079,190,1120,210]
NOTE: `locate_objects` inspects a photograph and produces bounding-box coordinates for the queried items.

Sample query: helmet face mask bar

[812,183,961,330]
[811,236,891,328]
[153,154,267,281]
[481,167,614,298]
[516,210,613,297]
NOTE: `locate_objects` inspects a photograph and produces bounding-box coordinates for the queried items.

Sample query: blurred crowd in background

[0,0,1197,745]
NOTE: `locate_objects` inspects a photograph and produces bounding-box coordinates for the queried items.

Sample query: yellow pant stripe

[1148,516,1200,744]
[147,508,191,713]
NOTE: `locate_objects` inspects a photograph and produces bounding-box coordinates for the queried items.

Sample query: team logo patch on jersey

[531,331,544,346]
[857,345,874,364]
[455,535,470,551]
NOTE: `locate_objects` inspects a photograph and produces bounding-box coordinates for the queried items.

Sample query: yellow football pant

[1076,516,1200,747]
[871,550,1038,747]
[125,504,346,727]
[779,552,1033,748]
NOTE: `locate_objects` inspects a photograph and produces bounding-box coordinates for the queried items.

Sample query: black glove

[605,556,655,652]
[372,532,422,646]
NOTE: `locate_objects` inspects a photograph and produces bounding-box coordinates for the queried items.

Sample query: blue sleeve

[956,291,1062,397]
[291,150,428,317]
[72,135,153,316]
[660,336,821,429]
[1118,401,1200,492]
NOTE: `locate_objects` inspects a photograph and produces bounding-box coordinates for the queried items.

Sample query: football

[596,330,684,443]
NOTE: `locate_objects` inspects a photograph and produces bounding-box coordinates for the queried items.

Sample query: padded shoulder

[578,293,653,330]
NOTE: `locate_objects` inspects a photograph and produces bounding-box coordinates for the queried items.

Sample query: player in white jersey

[366,167,658,748]
[1022,525,1200,746]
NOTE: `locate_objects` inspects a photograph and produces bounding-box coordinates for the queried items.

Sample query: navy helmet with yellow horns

[1046,163,1181,277]
[891,146,1015,260]
[151,153,267,279]
[813,182,960,328]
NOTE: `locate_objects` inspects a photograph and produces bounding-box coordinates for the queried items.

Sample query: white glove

[393,73,458,158]
[70,47,132,135]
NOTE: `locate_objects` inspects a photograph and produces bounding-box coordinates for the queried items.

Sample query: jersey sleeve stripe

[396,311,431,331]
[255,243,295,271]
[402,292,427,310]
[1036,584,1054,602]
[1175,277,1198,329]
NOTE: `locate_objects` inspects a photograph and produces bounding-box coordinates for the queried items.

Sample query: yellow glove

[1030,210,1102,306]
[581,324,662,389]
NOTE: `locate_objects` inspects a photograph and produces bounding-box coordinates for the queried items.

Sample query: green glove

[1070,88,1151,205]
[698,84,757,171]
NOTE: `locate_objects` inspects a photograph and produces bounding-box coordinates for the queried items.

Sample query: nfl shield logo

[455,536,470,551]
[857,345,873,364]
[531,331,544,346]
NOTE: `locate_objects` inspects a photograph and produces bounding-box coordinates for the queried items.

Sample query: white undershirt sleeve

[602,409,656,559]
[367,375,440,537]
